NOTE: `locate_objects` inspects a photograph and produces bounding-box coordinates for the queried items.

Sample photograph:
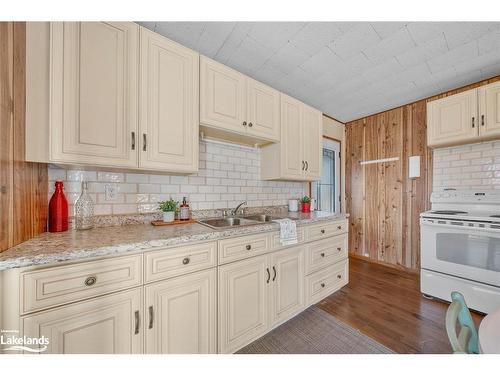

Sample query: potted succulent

[159,198,178,222]
[300,196,312,213]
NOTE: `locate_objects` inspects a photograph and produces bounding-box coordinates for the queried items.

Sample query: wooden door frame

[309,135,342,212]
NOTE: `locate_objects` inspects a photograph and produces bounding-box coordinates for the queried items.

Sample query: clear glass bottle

[75,181,95,230]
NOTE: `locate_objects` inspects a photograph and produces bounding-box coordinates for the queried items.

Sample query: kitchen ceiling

[138,22,500,122]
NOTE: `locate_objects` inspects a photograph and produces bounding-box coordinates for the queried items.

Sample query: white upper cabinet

[139,28,199,173]
[50,22,139,168]
[427,89,478,148]
[200,56,247,134]
[200,56,280,143]
[479,81,500,139]
[261,94,322,181]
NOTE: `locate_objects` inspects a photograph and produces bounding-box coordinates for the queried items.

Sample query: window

[312,138,340,213]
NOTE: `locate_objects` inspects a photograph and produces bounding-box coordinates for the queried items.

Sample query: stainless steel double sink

[198,214,294,229]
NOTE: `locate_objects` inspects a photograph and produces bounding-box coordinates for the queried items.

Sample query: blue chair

[445,291,479,354]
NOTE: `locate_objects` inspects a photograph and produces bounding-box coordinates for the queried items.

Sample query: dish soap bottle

[179,197,190,221]
[75,181,95,230]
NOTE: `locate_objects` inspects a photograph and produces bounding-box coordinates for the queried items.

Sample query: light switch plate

[105,184,118,201]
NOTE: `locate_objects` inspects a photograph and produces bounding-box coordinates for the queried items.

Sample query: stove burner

[430,210,468,215]
[490,215,500,218]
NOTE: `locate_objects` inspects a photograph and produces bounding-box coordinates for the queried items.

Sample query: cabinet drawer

[271,227,305,250]
[218,233,270,264]
[305,220,347,242]
[305,259,348,306]
[305,234,347,275]
[145,242,216,283]
[21,254,142,314]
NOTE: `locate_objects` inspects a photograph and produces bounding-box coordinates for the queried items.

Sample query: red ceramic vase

[301,202,311,213]
[49,180,69,232]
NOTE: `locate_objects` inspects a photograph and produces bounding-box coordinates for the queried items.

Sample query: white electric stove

[420,190,500,314]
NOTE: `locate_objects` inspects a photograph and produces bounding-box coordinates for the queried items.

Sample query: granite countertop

[0,211,348,271]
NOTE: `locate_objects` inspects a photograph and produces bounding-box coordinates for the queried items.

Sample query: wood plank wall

[0,22,48,252]
[345,75,500,272]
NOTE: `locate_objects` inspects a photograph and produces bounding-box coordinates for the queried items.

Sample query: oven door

[421,218,500,287]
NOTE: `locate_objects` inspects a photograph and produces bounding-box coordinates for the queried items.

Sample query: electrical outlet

[105,184,118,201]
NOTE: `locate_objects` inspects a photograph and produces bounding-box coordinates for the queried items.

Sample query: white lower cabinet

[218,255,270,354]
[144,269,216,354]
[23,288,143,354]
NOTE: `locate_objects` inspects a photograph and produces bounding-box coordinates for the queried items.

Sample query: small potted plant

[159,198,178,222]
[300,196,312,213]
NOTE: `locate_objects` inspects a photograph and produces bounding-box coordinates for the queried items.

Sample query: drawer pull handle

[266,268,270,283]
[246,244,252,250]
[320,229,325,234]
[321,283,325,288]
[134,310,140,335]
[182,257,190,265]
[148,306,154,329]
[337,274,342,279]
[84,276,97,287]
[337,226,342,230]
[320,252,325,258]
[272,266,277,282]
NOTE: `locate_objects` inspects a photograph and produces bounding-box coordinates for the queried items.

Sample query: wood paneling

[346,98,430,271]
[0,22,47,252]
[346,75,500,271]
[317,257,483,354]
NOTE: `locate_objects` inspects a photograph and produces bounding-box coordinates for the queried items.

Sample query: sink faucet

[231,201,247,216]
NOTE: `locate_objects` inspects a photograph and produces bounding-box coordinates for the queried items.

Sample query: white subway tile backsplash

[48,140,305,215]
[433,140,500,192]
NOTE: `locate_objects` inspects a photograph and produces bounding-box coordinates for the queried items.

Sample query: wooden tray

[151,218,197,226]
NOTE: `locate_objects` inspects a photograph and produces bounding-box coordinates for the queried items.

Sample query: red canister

[48,180,69,232]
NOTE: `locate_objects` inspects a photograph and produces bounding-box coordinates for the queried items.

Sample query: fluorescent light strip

[359,157,399,165]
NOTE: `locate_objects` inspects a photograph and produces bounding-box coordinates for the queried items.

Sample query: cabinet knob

[337,274,342,279]
[337,247,342,252]
[320,283,325,288]
[337,226,342,230]
[84,276,97,287]
[246,244,252,250]
[320,252,325,258]
[242,121,247,126]
[182,257,190,265]
[320,229,325,234]
[248,122,253,127]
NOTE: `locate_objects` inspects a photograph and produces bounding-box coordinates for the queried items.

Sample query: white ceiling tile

[266,42,311,75]
[226,36,274,74]
[248,22,305,50]
[196,22,236,58]
[370,22,407,38]
[360,57,404,83]
[290,22,343,56]
[443,22,498,49]
[453,50,500,76]
[363,27,416,63]
[427,40,478,74]
[481,63,500,80]
[395,35,448,68]
[253,62,287,87]
[214,22,255,63]
[406,22,448,45]
[153,22,207,51]
[299,46,342,75]
[478,31,500,55]
[329,23,381,60]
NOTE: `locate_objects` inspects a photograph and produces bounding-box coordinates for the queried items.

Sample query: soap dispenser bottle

[179,197,190,221]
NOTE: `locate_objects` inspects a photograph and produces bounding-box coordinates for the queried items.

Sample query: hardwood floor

[316,257,484,354]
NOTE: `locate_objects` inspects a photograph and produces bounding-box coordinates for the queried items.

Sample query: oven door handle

[421,222,500,235]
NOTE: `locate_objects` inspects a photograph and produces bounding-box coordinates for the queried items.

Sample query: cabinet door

[145,269,216,354]
[479,81,500,139]
[270,246,305,327]
[23,288,143,354]
[200,56,246,134]
[301,104,322,180]
[218,255,269,353]
[281,94,304,179]
[246,78,280,141]
[427,89,478,147]
[139,28,199,173]
[50,22,139,167]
